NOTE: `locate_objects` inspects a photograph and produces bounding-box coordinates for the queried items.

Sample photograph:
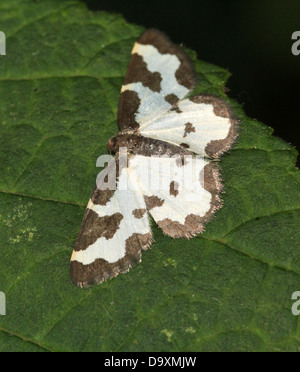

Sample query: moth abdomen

[108,132,192,157]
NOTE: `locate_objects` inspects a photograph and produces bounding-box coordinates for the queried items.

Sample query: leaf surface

[0,0,300,352]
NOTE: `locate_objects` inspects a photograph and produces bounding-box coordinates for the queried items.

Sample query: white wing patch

[129,155,221,238]
[140,97,234,157]
[122,43,190,125]
[72,166,150,265]
[118,29,195,131]
[70,160,152,287]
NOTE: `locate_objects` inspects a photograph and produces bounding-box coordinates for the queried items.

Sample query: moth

[70,29,238,288]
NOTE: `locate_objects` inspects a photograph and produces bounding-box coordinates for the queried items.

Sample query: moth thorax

[107,133,141,153]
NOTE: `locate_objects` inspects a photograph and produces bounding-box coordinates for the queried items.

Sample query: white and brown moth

[70,29,238,288]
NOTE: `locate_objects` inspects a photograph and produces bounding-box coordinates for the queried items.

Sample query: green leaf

[0,0,300,352]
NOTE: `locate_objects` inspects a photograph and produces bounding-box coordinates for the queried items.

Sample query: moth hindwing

[70,29,238,288]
